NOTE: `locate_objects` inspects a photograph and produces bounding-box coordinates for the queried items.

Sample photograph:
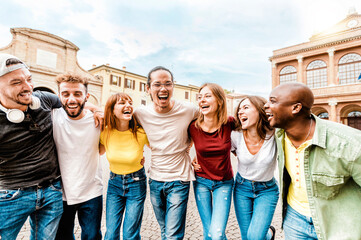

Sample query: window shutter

[118,77,121,87]
[124,78,127,88]
[139,82,142,91]
[110,74,113,85]
[133,80,135,90]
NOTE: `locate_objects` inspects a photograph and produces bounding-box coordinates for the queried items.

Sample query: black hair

[6,58,23,66]
[147,66,174,86]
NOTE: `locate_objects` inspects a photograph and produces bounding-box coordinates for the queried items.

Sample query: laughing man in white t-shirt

[135,66,198,240]
[52,74,103,240]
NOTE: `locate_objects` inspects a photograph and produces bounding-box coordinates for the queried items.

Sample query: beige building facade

[89,64,200,108]
[0,27,103,105]
[270,10,361,130]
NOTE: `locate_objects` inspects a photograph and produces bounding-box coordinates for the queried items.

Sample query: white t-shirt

[52,108,103,205]
[135,100,198,181]
[231,130,277,182]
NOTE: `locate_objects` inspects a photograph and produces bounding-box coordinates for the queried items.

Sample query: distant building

[0,28,102,105]
[270,9,361,130]
[89,64,200,107]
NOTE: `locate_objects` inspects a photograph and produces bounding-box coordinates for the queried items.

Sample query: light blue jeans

[283,205,318,240]
[0,179,63,240]
[149,178,190,240]
[193,176,234,240]
[233,173,279,240]
[104,168,147,240]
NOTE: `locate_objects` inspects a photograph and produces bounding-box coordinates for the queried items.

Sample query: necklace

[290,119,313,149]
[244,132,263,147]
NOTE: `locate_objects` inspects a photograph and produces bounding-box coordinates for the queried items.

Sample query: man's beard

[63,100,86,118]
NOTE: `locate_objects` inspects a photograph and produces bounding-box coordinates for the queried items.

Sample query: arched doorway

[347,111,361,130]
[340,104,361,130]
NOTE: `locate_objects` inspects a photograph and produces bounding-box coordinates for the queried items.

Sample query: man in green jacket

[264,82,361,240]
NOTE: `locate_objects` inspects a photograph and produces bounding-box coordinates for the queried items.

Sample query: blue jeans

[0,179,63,240]
[105,168,146,240]
[149,178,190,240]
[193,176,234,240]
[283,205,318,240]
[55,195,103,240]
[233,173,279,240]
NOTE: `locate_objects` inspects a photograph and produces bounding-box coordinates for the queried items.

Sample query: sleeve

[192,104,199,120]
[229,116,237,130]
[352,147,361,187]
[231,131,238,152]
[34,90,62,109]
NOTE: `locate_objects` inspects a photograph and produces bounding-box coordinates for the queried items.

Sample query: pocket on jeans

[180,180,190,185]
[262,178,277,188]
[0,189,21,201]
[50,180,62,192]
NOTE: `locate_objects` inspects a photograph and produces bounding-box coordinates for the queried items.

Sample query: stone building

[0,27,103,105]
[89,64,200,108]
[270,9,361,130]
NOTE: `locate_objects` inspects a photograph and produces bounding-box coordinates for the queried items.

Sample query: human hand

[192,157,201,171]
[140,157,145,166]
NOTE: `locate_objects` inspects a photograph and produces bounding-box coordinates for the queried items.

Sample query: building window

[279,66,297,84]
[124,78,135,89]
[338,53,361,85]
[306,60,327,88]
[140,82,147,92]
[185,91,189,100]
[141,100,146,105]
[110,75,120,86]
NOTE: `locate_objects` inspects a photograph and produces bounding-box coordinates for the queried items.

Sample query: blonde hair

[195,83,228,130]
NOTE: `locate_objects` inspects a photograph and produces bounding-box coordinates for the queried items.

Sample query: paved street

[16,147,284,239]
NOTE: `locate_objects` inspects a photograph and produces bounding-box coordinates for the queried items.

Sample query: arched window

[348,111,361,117]
[317,112,329,119]
[306,60,327,88]
[338,53,361,85]
[279,66,297,84]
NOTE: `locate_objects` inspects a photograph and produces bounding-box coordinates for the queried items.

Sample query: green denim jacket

[275,115,361,240]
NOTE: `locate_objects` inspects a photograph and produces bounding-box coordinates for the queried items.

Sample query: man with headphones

[0,53,63,240]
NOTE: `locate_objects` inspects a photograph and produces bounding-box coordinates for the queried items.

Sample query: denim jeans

[233,173,279,240]
[0,179,63,240]
[193,176,234,240]
[283,205,318,240]
[104,168,146,240]
[55,195,103,240]
[149,178,190,240]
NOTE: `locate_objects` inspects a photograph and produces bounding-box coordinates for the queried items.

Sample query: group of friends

[0,53,360,240]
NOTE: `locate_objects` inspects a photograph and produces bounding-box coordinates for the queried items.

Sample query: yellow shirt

[100,128,148,175]
[284,134,312,217]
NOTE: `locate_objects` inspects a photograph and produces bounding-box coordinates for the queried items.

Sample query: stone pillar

[327,48,336,86]
[297,55,304,84]
[272,61,277,88]
[328,99,338,122]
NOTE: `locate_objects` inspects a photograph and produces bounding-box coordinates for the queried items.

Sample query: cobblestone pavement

[16,149,285,240]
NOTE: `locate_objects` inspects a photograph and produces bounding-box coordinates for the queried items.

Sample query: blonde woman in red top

[188,83,236,240]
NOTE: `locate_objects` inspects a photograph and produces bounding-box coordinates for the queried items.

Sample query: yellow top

[100,128,148,175]
[284,134,312,217]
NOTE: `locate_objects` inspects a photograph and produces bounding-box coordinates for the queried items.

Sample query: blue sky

[1,0,360,97]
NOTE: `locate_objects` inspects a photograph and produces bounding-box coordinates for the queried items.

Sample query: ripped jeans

[193,176,234,240]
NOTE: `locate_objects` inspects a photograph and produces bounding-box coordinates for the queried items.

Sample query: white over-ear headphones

[0,96,41,123]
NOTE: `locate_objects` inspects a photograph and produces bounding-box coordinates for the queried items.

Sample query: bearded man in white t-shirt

[135,66,198,240]
[52,74,103,240]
